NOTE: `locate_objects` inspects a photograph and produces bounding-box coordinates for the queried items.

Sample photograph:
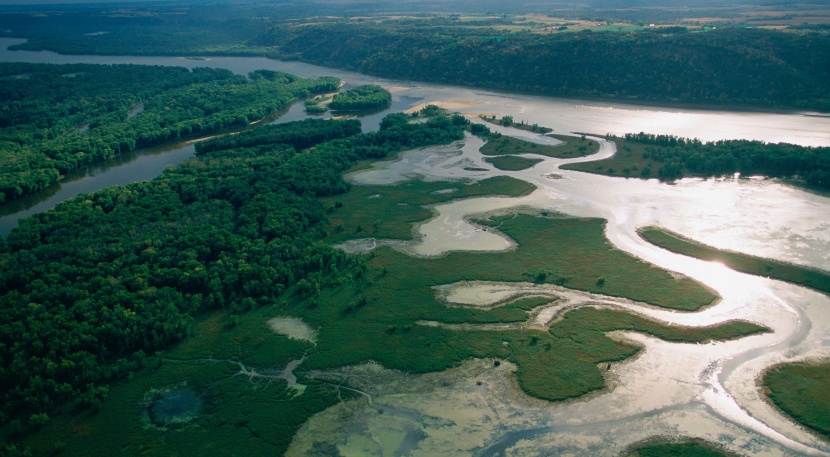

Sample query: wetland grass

[561,137,657,178]
[321,175,535,242]
[484,155,544,171]
[626,438,739,457]
[480,133,600,159]
[639,227,830,294]
[763,362,830,441]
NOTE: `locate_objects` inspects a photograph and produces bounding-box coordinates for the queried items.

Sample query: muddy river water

[2,37,829,455]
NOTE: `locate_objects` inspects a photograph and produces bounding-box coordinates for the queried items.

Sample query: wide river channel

[2,37,830,456]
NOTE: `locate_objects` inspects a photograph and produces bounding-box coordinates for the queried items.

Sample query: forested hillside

[0,63,339,203]
[264,23,830,110]
[4,6,829,111]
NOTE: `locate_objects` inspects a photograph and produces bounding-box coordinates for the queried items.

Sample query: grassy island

[639,227,830,294]
[763,362,830,441]
[484,155,544,171]
[638,227,830,440]
[480,132,600,159]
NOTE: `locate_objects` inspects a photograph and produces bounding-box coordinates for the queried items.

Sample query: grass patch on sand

[480,133,600,159]
[639,226,830,294]
[322,175,536,242]
[625,437,739,457]
[484,155,544,171]
[763,362,830,440]
[561,136,659,178]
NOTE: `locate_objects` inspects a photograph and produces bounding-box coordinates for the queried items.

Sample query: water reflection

[0,141,196,237]
[329,134,830,456]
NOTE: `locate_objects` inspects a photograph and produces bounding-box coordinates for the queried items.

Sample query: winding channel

[297,130,830,456]
[1,37,829,455]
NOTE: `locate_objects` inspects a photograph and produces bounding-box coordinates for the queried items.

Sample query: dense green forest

[328,85,392,111]
[0,112,465,436]
[0,63,339,203]
[264,23,830,110]
[562,133,830,189]
[3,7,829,111]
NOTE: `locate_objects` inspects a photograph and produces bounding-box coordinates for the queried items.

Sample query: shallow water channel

[294,131,830,456]
[2,38,830,455]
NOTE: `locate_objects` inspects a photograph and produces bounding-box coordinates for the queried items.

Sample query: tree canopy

[0,63,339,203]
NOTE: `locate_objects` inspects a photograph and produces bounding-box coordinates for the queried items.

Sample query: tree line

[0,63,340,203]
[263,22,830,111]
[624,132,830,187]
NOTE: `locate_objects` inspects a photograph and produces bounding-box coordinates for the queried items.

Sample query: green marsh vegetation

[562,133,830,190]
[0,110,464,451]
[626,437,739,457]
[2,107,770,455]
[322,176,536,242]
[484,155,544,171]
[638,226,830,441]
[763,362,830,441]
[478,128,601,159]
[639,227,830,294]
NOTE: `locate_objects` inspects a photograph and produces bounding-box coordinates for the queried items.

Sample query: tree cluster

[0,63,340,203]
[624,132,830,187]
[328,85,392,111]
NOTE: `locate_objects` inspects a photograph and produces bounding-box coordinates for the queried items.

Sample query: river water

[2,38,829,455]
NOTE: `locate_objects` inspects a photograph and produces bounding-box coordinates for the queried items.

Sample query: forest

[2,6,829,111]
[0,63,340,203]
[263,22,830,110]
[0,110,466,439]
[568,133,830,189]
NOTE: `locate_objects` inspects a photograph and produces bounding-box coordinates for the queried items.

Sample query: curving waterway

[2,37,830,455]
[299,132,830,456]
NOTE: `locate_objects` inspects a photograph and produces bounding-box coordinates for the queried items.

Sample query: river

[1,37,829,456]
[1,37,829,236]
